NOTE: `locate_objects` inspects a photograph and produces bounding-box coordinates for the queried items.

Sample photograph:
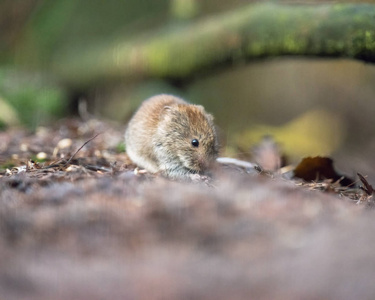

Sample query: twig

[358,173,374,196]
[65,132,103,166]
[216,157,256,169]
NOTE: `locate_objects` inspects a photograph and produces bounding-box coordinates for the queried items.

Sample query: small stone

[57,138,72,149]
[36,152,47,160]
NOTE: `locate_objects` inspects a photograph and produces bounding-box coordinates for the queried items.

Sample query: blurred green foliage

[15,0,170,66]
[115,142,126,154]
[0,68,67,128]
[2,0,375,164]
[0,0,171,128]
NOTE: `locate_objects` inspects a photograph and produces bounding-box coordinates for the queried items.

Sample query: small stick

[216,157,256,169]
[65,132,102,166]
[357,173,374,195]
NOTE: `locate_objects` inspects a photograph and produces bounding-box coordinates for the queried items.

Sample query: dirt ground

[1,119,374,300]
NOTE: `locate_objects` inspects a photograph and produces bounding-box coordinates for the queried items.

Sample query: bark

[54,3,375,86]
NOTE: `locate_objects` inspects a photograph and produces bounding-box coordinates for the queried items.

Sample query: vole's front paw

[189,173,202,181]
[189,174,213,186]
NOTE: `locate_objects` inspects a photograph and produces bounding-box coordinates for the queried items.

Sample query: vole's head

[156,104,219,174]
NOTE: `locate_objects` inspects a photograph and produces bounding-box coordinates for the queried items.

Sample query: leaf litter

[1,119,375,299]
[0,120,373,205]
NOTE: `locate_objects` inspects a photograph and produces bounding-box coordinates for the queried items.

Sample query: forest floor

[1,118,374,300]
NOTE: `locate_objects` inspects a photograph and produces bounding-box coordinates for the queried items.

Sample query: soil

[0,118,374,300]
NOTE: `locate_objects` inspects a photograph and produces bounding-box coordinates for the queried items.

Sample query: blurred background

[1,0,375,178]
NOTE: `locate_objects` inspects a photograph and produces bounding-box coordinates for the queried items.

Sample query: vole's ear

[195,105,213,117]
[159,105,174,121]
[206,113,214,123]
[163,106,172,112]
[195,105,205,112]
[194,105,214,120]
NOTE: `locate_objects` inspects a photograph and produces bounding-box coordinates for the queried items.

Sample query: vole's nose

[197,157,208,170]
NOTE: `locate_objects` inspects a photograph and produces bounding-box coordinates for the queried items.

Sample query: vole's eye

[191,139,199,147]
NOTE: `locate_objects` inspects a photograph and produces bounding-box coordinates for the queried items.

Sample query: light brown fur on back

[125,94,219,178]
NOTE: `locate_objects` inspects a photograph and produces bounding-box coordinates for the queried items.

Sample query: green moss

[52,2,375,84]
[0,161,15,170]
[31,156,48,164]
[116,142,126,153]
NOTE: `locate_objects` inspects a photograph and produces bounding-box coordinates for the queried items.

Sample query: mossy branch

[54,3,375,86]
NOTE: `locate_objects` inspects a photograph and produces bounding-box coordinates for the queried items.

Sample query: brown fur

[125,94,219,178]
